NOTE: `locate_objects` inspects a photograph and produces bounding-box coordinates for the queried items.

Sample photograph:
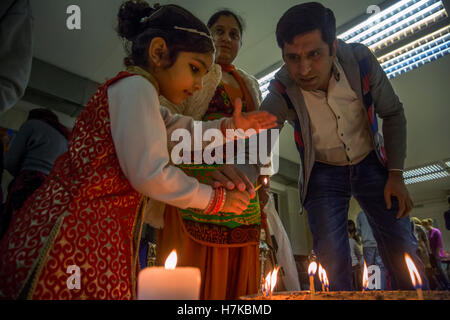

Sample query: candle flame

[362,260,369,290]
[308,261,318,276]
[318,264,324,283]
[263,267,280,295]
[164,249,177,269]
[270,266,279,292]
[405,253,422,288]
[264,272,271,293]
[263,177,268,185]
[323,269,329,290]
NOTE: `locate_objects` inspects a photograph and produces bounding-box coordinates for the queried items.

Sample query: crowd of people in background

[346,211,450,291]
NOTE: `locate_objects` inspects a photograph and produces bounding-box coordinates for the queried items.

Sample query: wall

[270,180,312,256]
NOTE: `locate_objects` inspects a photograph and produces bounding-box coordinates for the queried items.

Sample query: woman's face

[210,15,242,65]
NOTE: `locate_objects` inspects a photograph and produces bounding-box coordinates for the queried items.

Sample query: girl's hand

[230,98,278,133]
[221,189,251,214]
[207,164,256,199]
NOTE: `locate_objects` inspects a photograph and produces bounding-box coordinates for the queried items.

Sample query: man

[357,211,387,290]
[254,2,428,290]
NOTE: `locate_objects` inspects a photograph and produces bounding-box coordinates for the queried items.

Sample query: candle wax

[138,267,201,300]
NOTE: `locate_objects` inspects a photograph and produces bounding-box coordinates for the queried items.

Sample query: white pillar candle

[137,250,201,300]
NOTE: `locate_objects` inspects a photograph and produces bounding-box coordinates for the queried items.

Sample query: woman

[1,109,70,239]
[153,10,272,299]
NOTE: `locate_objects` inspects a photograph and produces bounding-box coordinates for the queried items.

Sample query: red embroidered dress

[0,72,147,299]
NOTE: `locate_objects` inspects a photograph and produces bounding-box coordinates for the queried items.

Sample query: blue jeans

[304,151,429,291]
[363,246,387,290]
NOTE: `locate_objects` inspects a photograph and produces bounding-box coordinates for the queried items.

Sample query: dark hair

[207,9,245,36]
[28,108,71,140]
[117,1,214,69]
[276,2,336,55]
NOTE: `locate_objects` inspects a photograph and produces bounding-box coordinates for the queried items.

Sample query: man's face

[282,29,336,91]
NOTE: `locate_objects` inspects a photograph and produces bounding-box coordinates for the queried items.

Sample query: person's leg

[304,162,352,291]
[363,246,376,265]
[374,247,388,290]
[434,258,450,290]
[351,152,429,290]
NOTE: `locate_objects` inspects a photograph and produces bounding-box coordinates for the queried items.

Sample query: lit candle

[262,267,279,299]
[308,262,318,294]
[323,270,329,292]
[137,250,201,300]
[404,253,424,300]
[318,264,325,292]
[362,260,369,292]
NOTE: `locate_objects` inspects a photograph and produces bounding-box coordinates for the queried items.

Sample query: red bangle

[210,188,222,215]
[204,188,217,214]
[209,187,225,215]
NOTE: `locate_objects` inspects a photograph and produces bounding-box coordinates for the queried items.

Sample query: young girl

[0,2,276,300]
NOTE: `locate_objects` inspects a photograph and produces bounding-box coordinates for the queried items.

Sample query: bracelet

[219,189,227,212]
[204,187,225,215]
[204,188,217,214]
[210,187,224,215]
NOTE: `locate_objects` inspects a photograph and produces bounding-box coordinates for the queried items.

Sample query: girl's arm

[108,76,213,210]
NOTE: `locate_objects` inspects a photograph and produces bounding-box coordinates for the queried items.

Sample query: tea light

[137,250,201,300]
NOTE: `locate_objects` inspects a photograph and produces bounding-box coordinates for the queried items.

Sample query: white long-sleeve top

[108,75,228,210]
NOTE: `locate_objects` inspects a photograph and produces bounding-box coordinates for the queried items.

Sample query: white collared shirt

[301,60,373,165]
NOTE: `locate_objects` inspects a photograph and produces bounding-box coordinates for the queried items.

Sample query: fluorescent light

[368,8,447,51]
[339,0,413,40]
[405,170,449,184]
[403,164,444,178]
[385,41,450,78]
[379,25,450,63]
[338,0,447,52]
[258,67,281,99]
[344,0,434,44]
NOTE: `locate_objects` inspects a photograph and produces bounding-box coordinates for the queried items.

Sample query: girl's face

[155,50,214,105]
[210,15,242,65]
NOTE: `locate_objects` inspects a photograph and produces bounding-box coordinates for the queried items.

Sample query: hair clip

[173,26,211,39]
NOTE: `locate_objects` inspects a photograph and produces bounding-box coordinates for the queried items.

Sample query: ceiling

[27,0,450,203]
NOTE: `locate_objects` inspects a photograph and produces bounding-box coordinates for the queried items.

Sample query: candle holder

[146,242,157,267]
[259,238,270,293]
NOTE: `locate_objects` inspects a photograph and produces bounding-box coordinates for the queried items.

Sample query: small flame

[263,267,280,295]
[308,261,318,276]
[263,177,268,185]
[270,267,279,292]
[362,260,369,290]
[318,264,324,283]
[405,253,422,288]
[164,250,177,269]
[264,272,271,293]
[322,269,329,290]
